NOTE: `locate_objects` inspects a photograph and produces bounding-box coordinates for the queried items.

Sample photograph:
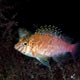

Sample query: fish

[14,25,79,69]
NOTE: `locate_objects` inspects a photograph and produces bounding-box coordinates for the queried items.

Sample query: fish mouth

[14,45,17,50]
[14,45,22,52]
[14,45,26,54]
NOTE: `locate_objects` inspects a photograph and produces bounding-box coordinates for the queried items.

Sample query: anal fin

[52,52,73,63]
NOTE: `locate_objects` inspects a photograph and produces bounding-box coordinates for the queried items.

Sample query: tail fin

[71,42,80,62]
[52,42,80,64]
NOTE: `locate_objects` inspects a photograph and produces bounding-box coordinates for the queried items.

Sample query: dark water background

[0,0,80,80]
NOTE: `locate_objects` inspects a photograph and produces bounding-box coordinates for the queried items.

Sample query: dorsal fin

[35,25,62,37]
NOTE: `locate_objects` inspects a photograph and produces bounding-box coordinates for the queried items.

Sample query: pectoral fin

[36,56,51,69]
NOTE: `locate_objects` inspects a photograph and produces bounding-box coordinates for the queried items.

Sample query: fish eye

[23,42,27,45]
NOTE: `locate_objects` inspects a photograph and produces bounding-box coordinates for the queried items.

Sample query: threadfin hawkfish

[14,25,79,69]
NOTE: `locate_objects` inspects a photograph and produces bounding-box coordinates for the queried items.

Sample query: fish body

[14,25,77,69]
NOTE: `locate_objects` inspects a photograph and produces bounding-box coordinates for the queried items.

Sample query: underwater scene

[0,0,80,80]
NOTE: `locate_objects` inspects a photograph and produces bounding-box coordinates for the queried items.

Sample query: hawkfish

[14,25,79,69]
